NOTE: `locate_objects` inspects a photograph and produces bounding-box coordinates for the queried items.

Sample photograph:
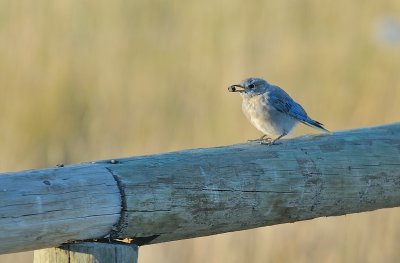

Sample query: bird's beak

[228,84,245,93]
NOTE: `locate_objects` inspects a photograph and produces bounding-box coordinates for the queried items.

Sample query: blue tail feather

[301,118,330,133]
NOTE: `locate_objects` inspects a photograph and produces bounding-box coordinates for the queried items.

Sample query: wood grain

[0,123,399,254]
[108,123,400,244]
[0,166,121,254]
[33,242,138,263]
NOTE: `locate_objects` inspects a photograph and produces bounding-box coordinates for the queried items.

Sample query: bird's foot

[260,138,274,145]
[248,137,274,145]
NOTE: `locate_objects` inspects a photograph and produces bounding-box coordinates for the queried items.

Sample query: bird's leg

[269,131,288,145]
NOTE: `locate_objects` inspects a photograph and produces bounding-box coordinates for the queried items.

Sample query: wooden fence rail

[1,123,400,255]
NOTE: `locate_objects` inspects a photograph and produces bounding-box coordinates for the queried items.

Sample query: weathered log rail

[1,123,400,254]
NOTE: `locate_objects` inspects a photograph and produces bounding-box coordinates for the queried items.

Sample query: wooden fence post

[33,242,138,263]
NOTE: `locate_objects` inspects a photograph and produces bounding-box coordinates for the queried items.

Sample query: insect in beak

[228,85,245,93]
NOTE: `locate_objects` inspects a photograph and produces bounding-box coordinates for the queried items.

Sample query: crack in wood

[106,167,128,239]
[127,209,171,212]
[175,187,296,194]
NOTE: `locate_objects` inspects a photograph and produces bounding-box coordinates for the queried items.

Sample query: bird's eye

[248,83,255,89]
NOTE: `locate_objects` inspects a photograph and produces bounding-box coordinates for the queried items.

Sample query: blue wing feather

[267,86,329,132]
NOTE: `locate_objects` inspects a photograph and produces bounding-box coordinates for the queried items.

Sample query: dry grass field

[0,0,399,262]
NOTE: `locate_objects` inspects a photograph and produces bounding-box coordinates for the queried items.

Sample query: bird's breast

[241,94,296,137]
[242,95,270,120]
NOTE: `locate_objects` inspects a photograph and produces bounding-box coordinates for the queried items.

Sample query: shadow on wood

[33,242,138,263]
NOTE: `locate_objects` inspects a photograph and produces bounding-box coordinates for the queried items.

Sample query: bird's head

[228,77,269,97]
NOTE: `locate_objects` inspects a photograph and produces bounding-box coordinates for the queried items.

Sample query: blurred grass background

[0,0,400,262]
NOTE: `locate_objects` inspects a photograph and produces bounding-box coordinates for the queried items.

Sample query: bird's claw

[248,137,274,145]
[259,139,273,145]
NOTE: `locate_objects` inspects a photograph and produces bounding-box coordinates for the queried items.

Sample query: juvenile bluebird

[228,77,329,144]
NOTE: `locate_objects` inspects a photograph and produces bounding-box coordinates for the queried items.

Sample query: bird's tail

[301,118,330,133]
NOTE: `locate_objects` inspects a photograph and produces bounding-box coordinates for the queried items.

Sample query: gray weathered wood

[33,242,138,263]
[0,166,121,254]
[109,123,400,244]
[0,123,399,254]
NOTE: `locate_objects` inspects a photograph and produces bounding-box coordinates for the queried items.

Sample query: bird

[228,77,329,144]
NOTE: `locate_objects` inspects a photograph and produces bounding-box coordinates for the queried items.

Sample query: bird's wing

[267,87,308,121]
[267,86,329,132]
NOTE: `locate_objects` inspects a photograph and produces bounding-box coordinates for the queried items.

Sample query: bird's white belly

[242,95,297,137]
